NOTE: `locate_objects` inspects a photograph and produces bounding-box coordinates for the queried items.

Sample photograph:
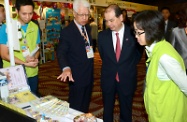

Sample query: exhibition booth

[0,0,157,63]
[1,0,157,63]
[0,0,157,121]
[33,0,157,63]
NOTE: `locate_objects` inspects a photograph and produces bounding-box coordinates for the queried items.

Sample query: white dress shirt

[165,20,168,32]
[74,19,90,44]
[112,24,125,52]
[145,43,187,96]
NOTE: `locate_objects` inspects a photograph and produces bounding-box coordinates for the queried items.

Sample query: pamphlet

[30,95,69,116]
[30,46,40,57]
[0,65,30,93]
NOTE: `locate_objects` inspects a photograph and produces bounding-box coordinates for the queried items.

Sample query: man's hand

[57,68,74,82]
[24,60,38,68]
[25,56,35,62]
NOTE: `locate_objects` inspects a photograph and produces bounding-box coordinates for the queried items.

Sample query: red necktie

[116,33,121,82]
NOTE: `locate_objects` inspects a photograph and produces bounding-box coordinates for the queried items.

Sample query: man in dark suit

[161,7,177,41]
[57,0,94,113]
[98,4,142,122]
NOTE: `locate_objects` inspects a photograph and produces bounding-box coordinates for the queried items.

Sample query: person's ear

[119,14,123,22]
[73,10,76,18]
[16,9,18,14]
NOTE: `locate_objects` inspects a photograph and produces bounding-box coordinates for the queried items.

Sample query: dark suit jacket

[98,25,142,95]
[165,20,177,41]
[57,21,93,87]
[169,27,187,68]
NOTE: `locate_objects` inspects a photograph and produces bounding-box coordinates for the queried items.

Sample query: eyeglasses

[76,12,90,18]
[134,31,145,36]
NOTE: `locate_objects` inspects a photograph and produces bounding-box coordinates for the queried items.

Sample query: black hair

[15,0,34,11]
[121,9,131,26]
[105,4,122,18]
[131,12,140,23]
[0,4,4,8]
[134,10,165,46]
[121,9,127,15]
[89,17,95,22]
[178,7,187,28]
[161,7,171,13]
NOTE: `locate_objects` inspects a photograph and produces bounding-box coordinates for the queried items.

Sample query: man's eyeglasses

[76,12,90,18]
[134,31,145,36]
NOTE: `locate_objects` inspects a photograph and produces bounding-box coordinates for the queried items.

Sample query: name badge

[21,46,30,57]
[23,39,27,44]
[86,46,94,59]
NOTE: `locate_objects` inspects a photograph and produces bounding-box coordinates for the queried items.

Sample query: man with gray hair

[57,0,94,113]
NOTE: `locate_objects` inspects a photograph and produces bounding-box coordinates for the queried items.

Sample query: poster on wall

[45,8,61,61]
[46,8,61,44]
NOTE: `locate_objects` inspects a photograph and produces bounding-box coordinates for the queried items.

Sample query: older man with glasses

[57,0,94,113]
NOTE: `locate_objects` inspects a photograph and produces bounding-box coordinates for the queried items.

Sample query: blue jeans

[28,75,39,97]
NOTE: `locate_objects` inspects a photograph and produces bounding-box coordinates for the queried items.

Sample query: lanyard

[21,29,26,39]
[75,24,90,46]
[81,28,89,42]
[21,29,28,45]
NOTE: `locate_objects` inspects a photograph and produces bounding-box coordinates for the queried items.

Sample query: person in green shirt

[0,0,40,96]
[133,10,187,122]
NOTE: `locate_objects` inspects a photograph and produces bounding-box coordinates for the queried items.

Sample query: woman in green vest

[133,10,187,122]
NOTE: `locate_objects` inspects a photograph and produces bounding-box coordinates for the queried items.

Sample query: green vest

[144,40,187,122]
[3,21,39,77]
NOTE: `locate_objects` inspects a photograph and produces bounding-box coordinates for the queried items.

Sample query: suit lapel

[85,25,92,46]
[107,30,117,63]
[167,21,171,31]
[71,21,84,40]
[71,22,93,46]
[119,28,128,62]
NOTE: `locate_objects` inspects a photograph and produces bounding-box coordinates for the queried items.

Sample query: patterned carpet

[38,52,148,122]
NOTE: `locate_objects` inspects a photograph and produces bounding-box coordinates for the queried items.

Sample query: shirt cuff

[62,66,70,71]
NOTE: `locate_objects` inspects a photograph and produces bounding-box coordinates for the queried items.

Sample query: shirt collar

[112,23,125,35]
[165,20,168,24]
[145,41,156,57]
[74,19,83,30]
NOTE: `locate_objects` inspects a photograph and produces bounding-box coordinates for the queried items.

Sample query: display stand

[38,8,61,63]
[38,19,46,64]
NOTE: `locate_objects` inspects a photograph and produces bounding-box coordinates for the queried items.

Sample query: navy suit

[165,20,177,41]
[98,25,142,122]
[57,21,94,113]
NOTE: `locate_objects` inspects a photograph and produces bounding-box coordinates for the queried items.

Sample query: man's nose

[26,14,30,19]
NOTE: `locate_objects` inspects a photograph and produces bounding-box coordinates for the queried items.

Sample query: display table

[0,100,103,122]
[15,101,103,122]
